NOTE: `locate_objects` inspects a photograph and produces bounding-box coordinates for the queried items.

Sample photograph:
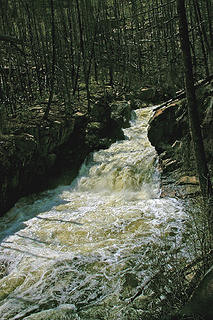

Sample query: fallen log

[154,74,213,111]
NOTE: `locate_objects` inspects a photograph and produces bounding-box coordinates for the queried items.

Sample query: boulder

[0,118,75,215]
[14,133,37,165]
[137,87,157,101]
[110,100,131,128]
[0,96,133,216]
[148,101,187,153]
[161,159,178,173]
[90,97,110,122]
[177,176,199,185]
[147,83,212,199]
[182,266,213,320]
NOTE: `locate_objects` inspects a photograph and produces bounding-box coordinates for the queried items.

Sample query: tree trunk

[75,0,91,112]
[176,0,213,232]
[43,0,56,120]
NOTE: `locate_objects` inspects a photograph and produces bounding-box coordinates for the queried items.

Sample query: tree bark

[176,0,213,231]
[43,0,56,120]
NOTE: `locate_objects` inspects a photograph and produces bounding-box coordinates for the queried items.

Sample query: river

[0,107,188,319]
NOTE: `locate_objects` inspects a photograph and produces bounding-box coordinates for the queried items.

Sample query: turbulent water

[0,108,187,320]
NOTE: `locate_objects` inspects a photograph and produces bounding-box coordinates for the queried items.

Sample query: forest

[0,0,212,122]
[0,0,213,319]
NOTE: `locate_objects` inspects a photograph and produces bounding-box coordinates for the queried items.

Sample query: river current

[0,107,187,319]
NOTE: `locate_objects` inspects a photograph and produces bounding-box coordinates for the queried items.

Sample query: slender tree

[176,0,213,233]
[43,0,56,120]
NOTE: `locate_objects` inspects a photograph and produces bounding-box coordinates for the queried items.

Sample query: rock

[137,87,157,101]
[0,259,8,279]
[90,98,110,122]
[148,99,188,152]
[0,118,75,215]
[9,171,20,189]
[86,121,103,132]
[148,104,178,153]
[0,96,133,216]
[182,266,213,320]
[15,133,37,160]
[177,176,199,185]
[124,272,139,288]
[184,185,200,196]
[129,98,145,109]
[162,159,178,173]
[147,83,213,200]
[110,100,131,128]
[45,153,56,169]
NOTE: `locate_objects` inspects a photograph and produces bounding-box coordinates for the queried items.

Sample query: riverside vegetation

[0,0,213,319]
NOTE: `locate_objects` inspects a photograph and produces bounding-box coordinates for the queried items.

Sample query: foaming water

[0,108,187,319]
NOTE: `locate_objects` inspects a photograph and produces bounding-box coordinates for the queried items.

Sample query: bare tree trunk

[176,0,213,233]
[75,0,91,112]
[43,0,56,120]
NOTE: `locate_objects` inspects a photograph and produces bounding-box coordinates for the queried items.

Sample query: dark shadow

[16,234,52,245]
[36,216,83,225]
[0,186,83,245]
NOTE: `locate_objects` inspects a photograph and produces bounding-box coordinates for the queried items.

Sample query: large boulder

[148,100,187,153]
[126,87,168,108]
[0,95,132,216]
[110,100,131,128]
[147,82,213,198]
[90,98,111,122]
[84,100,131,151]
[0,118,75,215]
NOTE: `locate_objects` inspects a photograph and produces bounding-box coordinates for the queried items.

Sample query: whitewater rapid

[0,107,187,320]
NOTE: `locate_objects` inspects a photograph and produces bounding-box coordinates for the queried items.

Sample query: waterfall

[0,107,187,320]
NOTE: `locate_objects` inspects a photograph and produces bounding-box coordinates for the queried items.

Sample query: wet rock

[137,87,157,101]
[129,98,145,109]
[0,260,9,279]
[15,133,37,154]
[177,176,199,185]
[124,272,139,288]
[0,96,132,216]
[110,100,131,128]
[15,133,37,165]
[86,121,103,132]
[84,100,131,152]
[161,159,178,173]
[148,101,186,153]
[182,266,213,320]
[45,153,57,169]
[148,84,213,198]
[90,99,110,122]
[0,119,75,215]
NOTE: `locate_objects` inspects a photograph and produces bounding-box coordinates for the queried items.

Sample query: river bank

[1,80,212,217]
[0,83,169,217]
[148,80,213,199]
[0,83,212,318]
[0,107,189,320]
[0,92,133,216]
